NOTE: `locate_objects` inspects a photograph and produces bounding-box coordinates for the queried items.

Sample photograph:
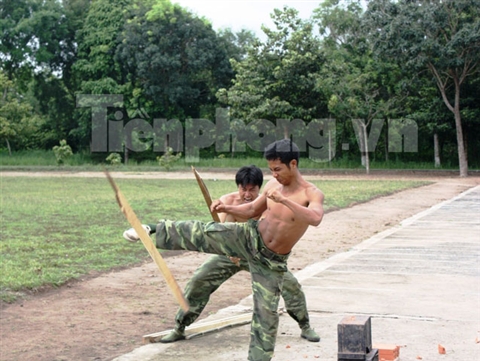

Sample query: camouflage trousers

[174,255,310,332]
[155,219,290,361]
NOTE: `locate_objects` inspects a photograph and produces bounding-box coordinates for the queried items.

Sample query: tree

[320,58,400,173]
[217,6,328,156]
[32,0,94,150]
[403,80,455,168]
[0,72,43,154]
[0,0,79,83]
[70,0,132,151]
[217,28,259,63]
[1,0,42,84]
[227,7,327,120]
[314,0,404,173]
[1,0,91,150]
[116,0,234,120]
[73,0,130,95]
[365,0,480,177]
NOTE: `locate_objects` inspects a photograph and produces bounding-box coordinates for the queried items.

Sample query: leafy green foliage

[52,139,73,165]
[156,147,182,170]
[0,0,76,83]
[364,0,480,176]
[313,0,406,173]
[70,0,132,146]
[73,0,130,93]
[0,0,479,169]
[0,72,44,153]
[116,0,233,119]
[219,6,327,122]
[106,152,122,165]
[0,0,89,151]
[217,28,259,63]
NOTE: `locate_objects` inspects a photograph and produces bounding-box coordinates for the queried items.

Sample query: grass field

[0,149,465,171]
[0,175,430,302]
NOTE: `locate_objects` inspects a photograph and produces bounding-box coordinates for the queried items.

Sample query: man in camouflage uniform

[162,165,319,343]
[124,140,325,361]
[124,165,320,343]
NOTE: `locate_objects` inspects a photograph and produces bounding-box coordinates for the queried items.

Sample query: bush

[157,147,182,170]
[106,153,122,165]
[52,140,73,165]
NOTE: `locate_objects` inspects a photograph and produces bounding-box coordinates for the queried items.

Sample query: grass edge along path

[0,176,430,303]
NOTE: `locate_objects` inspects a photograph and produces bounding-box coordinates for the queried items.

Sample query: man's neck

[282,173,304,191]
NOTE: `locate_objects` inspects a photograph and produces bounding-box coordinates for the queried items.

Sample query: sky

[174,1,321,38]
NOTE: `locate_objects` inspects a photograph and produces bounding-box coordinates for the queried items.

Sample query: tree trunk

[432,65,468,177]
[384,119,389,162]
[354,119,370,174]
[453,79,468,176]
[5,138,11,156]
[434,132,441,168]
[353,119,367,169]
[328,130,332,164]
[363,123,370,175]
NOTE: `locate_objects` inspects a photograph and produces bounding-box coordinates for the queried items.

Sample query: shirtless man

[135,139,324,361]
[149,165,319,343]
[212,140,324,255]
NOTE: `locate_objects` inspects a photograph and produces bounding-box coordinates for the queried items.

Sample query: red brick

[373,343,400,361]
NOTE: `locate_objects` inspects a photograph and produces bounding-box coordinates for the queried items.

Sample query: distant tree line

[1,0,479,175]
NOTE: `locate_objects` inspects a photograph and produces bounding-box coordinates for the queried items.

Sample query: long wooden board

[105,170,189,311]
[143,313,252,343]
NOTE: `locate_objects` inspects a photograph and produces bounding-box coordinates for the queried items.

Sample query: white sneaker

[123,225,151,242]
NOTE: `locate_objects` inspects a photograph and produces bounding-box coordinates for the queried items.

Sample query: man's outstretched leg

[281,270,320,342]
[154,220,251,257]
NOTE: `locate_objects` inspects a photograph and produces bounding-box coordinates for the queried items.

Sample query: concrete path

[114,186,480,361]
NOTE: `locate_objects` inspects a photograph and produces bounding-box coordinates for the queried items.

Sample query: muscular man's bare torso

[258,179,322,255]
[211,165,324,256]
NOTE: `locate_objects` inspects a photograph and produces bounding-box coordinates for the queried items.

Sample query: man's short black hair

[235,165,263,188]
[264,139,300,166]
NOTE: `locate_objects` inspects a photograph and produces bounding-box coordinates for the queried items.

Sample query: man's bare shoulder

[264,178,280,191]
[305,180,322,191]
[219,191,242,206]
[305,181,325,201]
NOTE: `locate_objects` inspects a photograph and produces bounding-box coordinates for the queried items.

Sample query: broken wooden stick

[105,170,188,311]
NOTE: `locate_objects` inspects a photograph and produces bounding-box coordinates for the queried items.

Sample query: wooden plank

[191,166,221,222]
[105,170,189,311]
[143,313,252,343]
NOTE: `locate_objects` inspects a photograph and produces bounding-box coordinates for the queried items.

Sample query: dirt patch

[1,172,478,361]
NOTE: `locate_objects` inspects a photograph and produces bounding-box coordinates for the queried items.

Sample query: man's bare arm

[266,186,324,226]
[211,194,267,219]
[216,194,229,223]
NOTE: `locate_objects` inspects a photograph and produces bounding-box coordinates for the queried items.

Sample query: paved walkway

[114,186,480,361]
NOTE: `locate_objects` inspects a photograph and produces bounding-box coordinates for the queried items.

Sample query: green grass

[0,175,430,302]
[1,149,472,171]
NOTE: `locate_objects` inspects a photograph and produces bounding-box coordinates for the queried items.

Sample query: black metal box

[337,315,378,361]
